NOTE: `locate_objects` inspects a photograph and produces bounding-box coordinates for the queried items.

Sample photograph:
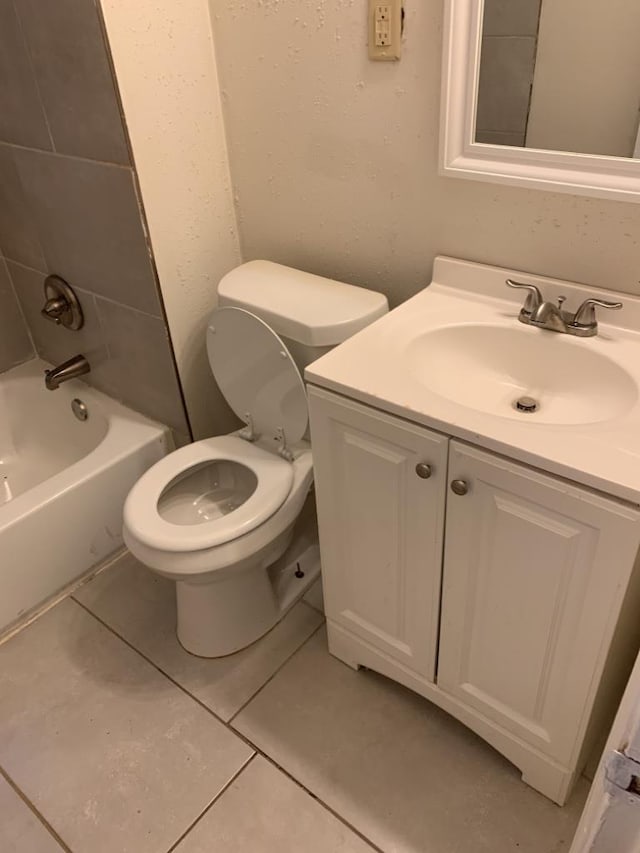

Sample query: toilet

[123,261,388,657]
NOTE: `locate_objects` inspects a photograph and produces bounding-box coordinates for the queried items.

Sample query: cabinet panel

[308,386,448,681]
[439,441,640,765]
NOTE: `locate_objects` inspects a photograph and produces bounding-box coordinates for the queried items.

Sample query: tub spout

[45,354,90,390]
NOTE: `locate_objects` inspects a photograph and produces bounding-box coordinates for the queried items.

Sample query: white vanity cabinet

[308,385,640,805]
[307,386,448,682]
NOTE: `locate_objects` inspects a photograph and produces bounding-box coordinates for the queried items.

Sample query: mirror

[475,0,640,158]
[440,0,640,202]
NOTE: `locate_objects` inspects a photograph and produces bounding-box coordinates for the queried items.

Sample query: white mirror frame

[440,0,640,203]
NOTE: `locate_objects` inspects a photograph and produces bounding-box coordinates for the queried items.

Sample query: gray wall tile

[483,0,542,37]
[476,36,536,134]
[476,130,527,147]
[94,297,189,433]
[14,0,130,164]
[0,0,51,148]
[9,261,187,431]
[0,143,46,269]
[13,149,163,315]
[0,257,33,373]
[0,3,189,434]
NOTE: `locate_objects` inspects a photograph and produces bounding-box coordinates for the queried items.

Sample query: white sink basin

[407,324,638,425]
[306,257,640,503]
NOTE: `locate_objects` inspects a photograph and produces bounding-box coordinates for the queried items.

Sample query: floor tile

[0,599,252,853]
[0,775,63,853]
[74,552,324,721]
[233,630,588,853]
[175,755,375,852]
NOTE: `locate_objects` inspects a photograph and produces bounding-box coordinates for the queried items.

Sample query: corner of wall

[99,0,242,440]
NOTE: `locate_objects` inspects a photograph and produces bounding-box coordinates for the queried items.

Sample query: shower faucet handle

[40,275,84,330]
[41,296,68,324]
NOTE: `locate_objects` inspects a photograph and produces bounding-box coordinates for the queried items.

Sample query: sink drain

[514,396,539,414]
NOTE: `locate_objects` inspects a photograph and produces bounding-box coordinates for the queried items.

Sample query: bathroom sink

[306,256,640,503]
[406,324,638,425]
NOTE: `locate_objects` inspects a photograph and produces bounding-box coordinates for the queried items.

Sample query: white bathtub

[0,359,172,634]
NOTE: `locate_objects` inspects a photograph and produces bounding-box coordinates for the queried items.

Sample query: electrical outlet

[369,0,402,61]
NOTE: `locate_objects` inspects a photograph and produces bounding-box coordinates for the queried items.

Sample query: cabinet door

[308,386,448,681]
[439,441,640,766]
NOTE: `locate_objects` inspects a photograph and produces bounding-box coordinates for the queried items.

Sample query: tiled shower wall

[0,0,189,435]
[475,0,542,147]
[0,254,32,372]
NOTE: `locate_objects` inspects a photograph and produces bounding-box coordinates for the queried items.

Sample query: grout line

[1,257,47,276]
[257,753,386,853]
[1,254,35,356]
[164,754,256,853]
[0,138,131,170]
[71,597,237,729]
[30,593,383,851]
[71,595,323,741]
[91,290,163,320]
[0,765,73,853]
[9,0,56,155]
[4,258,164,322]
[227,618,325,724]
[0,548,127,648]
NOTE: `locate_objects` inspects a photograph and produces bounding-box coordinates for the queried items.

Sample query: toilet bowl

[124,435,315,656]
[123,261,388,657]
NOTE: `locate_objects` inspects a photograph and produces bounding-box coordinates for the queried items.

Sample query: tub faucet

[45,354,90,390]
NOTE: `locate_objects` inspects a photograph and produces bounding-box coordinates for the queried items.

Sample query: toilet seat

[206,307,308,444]
[123,435,294,553]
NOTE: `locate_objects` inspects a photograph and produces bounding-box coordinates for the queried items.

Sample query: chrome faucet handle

[40,275,84,331]
[506,279,543,317]
[572,298,623,329]
[41,297,68,324]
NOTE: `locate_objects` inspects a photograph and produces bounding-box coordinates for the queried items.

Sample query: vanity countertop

[305,256,640,505]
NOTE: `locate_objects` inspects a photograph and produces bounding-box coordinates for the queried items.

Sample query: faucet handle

[41,297,68,324]
[572,298,623,329]
[506,279,543,318]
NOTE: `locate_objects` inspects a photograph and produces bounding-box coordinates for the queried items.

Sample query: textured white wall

[100,0,241,439]
[211,0,640,308]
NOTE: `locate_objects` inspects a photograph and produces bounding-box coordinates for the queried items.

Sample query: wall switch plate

[369,0,403,61]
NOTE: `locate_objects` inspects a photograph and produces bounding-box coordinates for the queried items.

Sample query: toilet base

[175,542,321,658]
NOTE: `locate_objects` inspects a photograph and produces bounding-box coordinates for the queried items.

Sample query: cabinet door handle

[415,463,432,479]
[450,479,469,496]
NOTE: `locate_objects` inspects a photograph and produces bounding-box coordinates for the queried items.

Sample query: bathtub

[0,359,172,635]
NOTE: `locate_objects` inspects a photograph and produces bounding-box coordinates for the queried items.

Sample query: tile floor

[0,551,589,852]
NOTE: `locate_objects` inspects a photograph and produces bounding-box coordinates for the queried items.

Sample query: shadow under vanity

[306,256,640,806]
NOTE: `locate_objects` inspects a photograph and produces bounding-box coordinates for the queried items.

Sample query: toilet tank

[217,261,389,370]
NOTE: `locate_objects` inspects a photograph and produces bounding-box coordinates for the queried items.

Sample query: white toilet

[123,261,388,657]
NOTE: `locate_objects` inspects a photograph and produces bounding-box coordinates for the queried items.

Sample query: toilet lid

[206,307,308,444]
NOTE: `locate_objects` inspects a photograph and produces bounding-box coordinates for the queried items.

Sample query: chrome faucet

[506,280,622,337]
[44,354,90,390]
